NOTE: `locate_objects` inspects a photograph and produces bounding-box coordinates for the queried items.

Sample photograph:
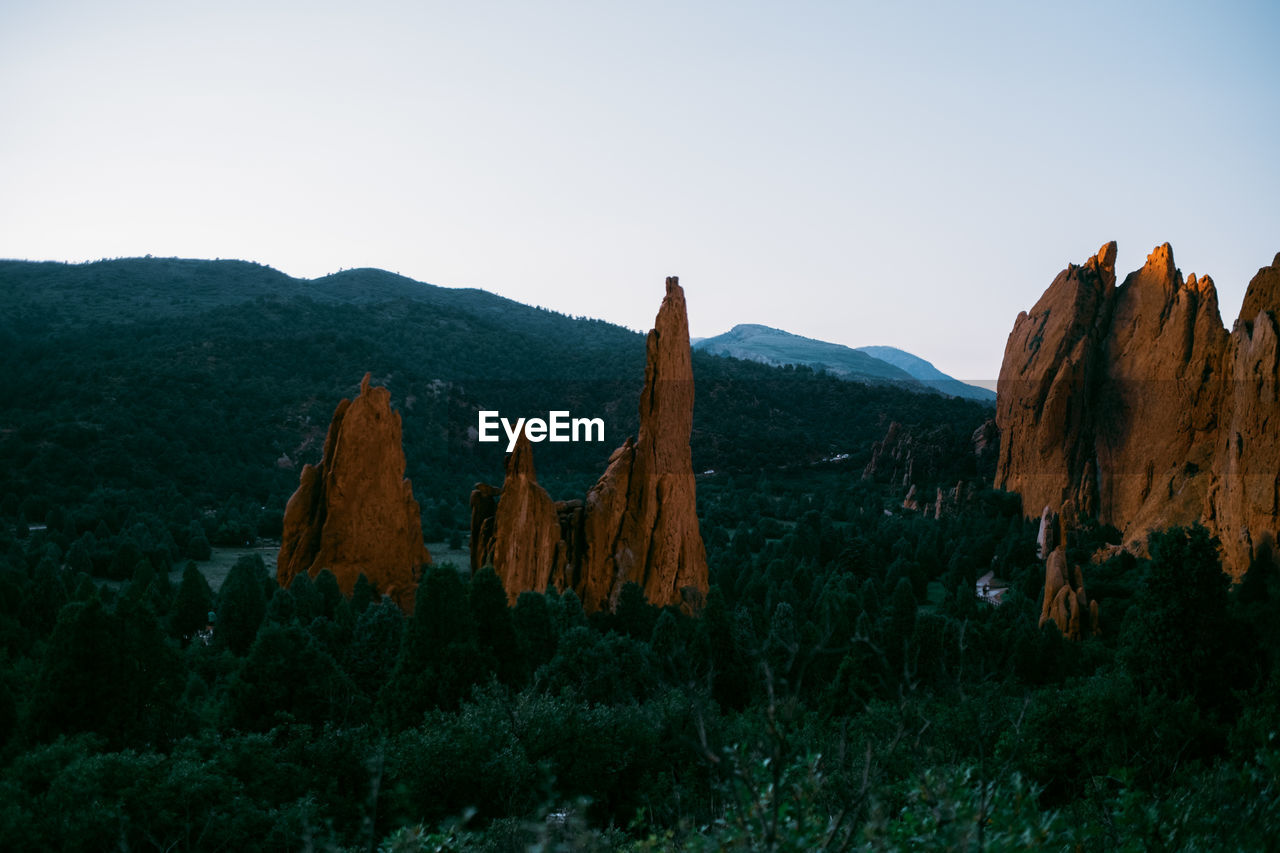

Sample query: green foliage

[469,566,524,686]
[1121,525,1254,712]
[216,554,268,655]
[228,623,364,730]
[170,560,213,641]
[380,567,485,728]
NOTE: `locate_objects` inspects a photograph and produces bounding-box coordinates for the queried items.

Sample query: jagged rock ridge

[277,373,431,610]
[996,244,1280,575]
[470,277,709,612]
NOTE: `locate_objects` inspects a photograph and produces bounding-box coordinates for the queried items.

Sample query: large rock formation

[996,244,1280,575]
[278,373,430,610]
[471,277,709,612]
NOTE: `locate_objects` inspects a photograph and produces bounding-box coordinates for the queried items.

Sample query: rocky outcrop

[865,421,988,517]
[470,277,709,612]
[862,422,914,486]
[971,419,999,476]
[485,435,566,602]
[1040,547,1099,640]
[996,244,1280,576]
[468,483,499,574]
[278,373,430,610]
[1035,506,1097,640]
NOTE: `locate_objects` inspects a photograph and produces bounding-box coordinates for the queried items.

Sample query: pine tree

[469,566,523,685]
[169,561,213,642]
[216,555,267,655]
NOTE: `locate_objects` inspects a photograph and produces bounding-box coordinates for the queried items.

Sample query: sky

[2,0,1278,383]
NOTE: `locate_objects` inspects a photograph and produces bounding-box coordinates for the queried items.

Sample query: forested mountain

[0,257,988,544]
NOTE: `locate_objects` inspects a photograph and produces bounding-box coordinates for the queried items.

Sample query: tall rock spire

[277,373,430,610]
[581,276,708,611]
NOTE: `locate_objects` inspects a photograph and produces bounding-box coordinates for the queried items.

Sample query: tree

[379,566,483,728]
[169,561,213,642]
[513,591,556,671]
[469,566,523,685]
[345,598,404,698]
[1120,525,1252,713]
[885,577,917,680]
[228,623,362,730]
[350,572,377,615]
[216,555,267,656]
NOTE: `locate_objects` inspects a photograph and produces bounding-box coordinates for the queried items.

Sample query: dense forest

[0,259,1277,850]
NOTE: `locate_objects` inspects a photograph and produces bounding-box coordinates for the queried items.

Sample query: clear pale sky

[2,1,1277,382]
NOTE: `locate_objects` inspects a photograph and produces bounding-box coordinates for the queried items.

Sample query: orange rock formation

[278,373,430,610]
[996,244,1280,575]
[1033,504,1097,640]
[471,277,709,612]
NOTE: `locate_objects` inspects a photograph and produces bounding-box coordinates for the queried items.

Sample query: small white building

[976,570,1009,605]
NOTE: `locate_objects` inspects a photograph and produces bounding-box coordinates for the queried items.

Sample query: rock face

[471,277,709,612]
[484,434,566,599]
[1208,255,1280,573]
[1040,547,1099,640]
[278,373,430,610]
[862,422,915,486]
[996,244,1280,575]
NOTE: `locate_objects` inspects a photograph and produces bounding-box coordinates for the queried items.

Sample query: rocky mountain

[694,324,916,384]
[995,242,1280,575]
[694,324,993,400]
[855,345,995,401]
[277,372,430,610]
[471,277,708,612]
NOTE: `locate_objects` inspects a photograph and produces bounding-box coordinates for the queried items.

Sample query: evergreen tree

[228,622,362,730]
[350,572,377,615]
[469,566,523,685]
[216,555,267,656]
[169,561,213,642]
[885,577,917,680]
[313,568,343,621]
[513,591,557,671]
[345,597,404,698]
[379,566,482,728]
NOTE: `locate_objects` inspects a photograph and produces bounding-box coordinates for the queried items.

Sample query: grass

[199,545,280,592]
[428,541,471,573]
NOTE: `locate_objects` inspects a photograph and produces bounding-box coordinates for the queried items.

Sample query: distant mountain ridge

[694,324,916,384]
[854,345,995,401]
[694,324,994,401]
